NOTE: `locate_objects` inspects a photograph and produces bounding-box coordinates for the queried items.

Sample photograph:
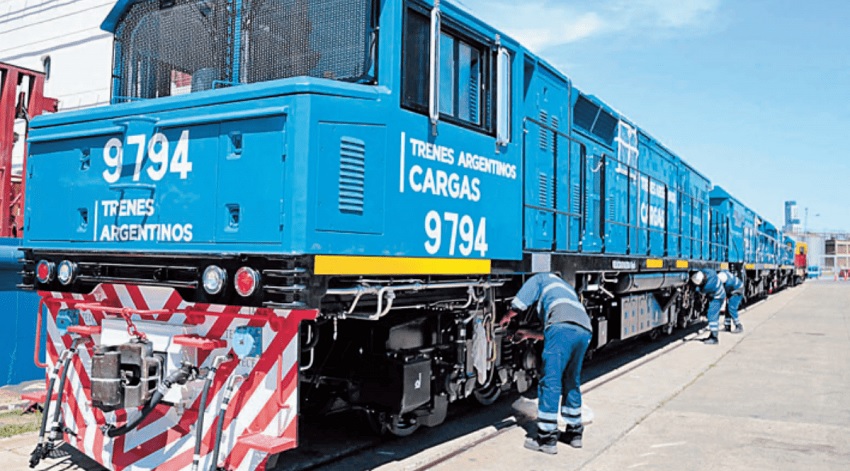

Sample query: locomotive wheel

[364,410,421,437]
[387,414,421,437]
[473,381,501,406]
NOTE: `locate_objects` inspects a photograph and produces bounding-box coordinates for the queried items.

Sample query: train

[19,1,802,470]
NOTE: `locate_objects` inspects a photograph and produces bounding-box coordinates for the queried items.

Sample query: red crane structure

[0,62,59,238]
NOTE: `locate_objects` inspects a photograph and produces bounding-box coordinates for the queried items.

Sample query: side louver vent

[339,137,366,215]
[539,172,553,208]
[539,110,549,150]
[551,116,560,153]
[571,183,581,213]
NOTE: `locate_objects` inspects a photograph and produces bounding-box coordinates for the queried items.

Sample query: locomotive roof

[710,186,756,215]
[712,185,781,232]
[571,89,712,183]
[101,0,135,32]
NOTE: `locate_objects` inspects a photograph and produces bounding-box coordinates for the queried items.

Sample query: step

[20,391,56,403]
[235,432,296,455]
[67,325,102,336]
[172,334,226,350]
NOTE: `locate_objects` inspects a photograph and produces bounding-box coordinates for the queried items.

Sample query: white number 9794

[424,210,488,257]
[102,130,193,183]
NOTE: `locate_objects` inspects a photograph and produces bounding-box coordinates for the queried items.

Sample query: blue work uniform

[718,270,744,327]
[695,269,725,334]
[511,273,592,435]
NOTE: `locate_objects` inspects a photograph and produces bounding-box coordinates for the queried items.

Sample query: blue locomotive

[709,186,797,298]
[20,1,799,469]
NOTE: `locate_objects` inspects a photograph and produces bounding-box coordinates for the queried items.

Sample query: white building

[0,0,115,111]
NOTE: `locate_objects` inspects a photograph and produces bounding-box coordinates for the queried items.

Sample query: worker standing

[690,269,725,344]
[718,270,744,333]
[500,273,592,454]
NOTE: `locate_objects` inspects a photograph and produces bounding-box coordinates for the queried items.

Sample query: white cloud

[502,9,606,51]
[454,0,721,52]
[613,0,720,29]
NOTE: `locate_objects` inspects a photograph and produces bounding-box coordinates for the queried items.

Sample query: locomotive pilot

[500,273,592,454]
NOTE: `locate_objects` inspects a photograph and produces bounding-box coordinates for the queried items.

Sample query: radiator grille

[114,0,376,100]
[242,0,374,83]
[574,95,598,131]
[592,110,618,145]
[115,0,229,100]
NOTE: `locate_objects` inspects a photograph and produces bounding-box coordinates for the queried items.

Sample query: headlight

[57,260,77,286]
[202,265,227,295]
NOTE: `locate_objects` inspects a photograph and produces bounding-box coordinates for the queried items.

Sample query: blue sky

[458,0,849,233]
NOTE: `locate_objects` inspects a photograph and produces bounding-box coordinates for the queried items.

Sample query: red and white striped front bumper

[37,283,317,471]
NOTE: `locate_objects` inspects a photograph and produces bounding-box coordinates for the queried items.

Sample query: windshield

[114,0,376,102]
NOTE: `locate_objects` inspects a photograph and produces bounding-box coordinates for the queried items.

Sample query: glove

[511,329,541,343]
[499,309,518,328]
[511,330,528,342]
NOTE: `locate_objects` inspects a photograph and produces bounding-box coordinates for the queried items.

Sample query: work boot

[560,424,584,448]
[524,430,558,455]
[731,323,743,334]
[703,331,719,345]
[724,324,732,332]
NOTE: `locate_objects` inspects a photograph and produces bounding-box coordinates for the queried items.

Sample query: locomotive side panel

[521,62,571,252]
[679,161,712,261]
[568,93,616,255]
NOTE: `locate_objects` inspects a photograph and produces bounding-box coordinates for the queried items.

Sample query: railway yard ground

[1,280,848,471]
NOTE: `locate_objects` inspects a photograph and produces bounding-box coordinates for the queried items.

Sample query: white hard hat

[690,271,705,286]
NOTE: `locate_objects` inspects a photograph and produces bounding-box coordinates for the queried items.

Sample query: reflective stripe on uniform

[541,282,570,297]
[561,406,582,426]
[538,421,558,432]
[538,410,559,431]
[549,297,586,313]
